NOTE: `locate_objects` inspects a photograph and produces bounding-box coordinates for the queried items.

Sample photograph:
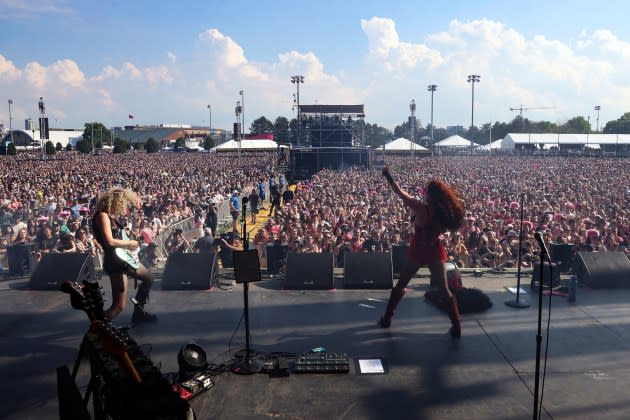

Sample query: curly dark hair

[426,179,465,232]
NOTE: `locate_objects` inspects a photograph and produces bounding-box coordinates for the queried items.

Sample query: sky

[1,0,630,134]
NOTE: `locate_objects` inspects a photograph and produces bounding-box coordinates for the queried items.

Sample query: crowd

[0,151,277,272]
[0,151,628,274]
[252,156,629,270]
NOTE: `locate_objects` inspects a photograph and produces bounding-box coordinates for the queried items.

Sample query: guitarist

[92,187,157,324]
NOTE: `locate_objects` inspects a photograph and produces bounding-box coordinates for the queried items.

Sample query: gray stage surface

[2,268,630,420]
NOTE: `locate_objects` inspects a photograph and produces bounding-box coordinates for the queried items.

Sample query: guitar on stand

[89,320,143,384]
[60,280,105,322]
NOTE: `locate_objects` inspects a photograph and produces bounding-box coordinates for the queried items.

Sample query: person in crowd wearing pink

[378,167,465,338]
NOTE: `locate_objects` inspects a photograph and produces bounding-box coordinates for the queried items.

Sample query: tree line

[247,112,630,148]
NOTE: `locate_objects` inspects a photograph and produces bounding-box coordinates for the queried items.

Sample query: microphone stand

[505,193,530,308]
[533,234,549,419]
[231,197,262,374]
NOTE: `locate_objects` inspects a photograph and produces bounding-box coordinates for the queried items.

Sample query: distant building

[446,125,464,135]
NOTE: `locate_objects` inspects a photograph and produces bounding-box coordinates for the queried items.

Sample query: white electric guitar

[114,225,140,271]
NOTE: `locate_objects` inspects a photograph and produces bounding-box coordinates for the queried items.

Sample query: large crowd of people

[0,151,628,275]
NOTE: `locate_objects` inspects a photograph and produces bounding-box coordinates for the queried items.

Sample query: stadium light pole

[467,74,480,155]
[409,99,416,159]
[291,75,304,146]
[594,105,601,132]
[239,90,244,140]
[208,105,212,138]
[7,99,14,155]
[427,84,437,148]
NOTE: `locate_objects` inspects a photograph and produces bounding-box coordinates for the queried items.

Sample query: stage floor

[2,269,630,420]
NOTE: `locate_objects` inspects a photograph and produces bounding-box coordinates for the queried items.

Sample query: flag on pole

[128,114,134,119]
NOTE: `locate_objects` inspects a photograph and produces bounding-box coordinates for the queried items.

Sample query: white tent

[476,138,503,151]
[210,138,279,152]
[378,137,428,152]
[435,135,478,148]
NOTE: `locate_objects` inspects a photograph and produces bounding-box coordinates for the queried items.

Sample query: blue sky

[2,0,630,133]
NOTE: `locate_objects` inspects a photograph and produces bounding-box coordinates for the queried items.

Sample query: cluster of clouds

[2,15,630,130]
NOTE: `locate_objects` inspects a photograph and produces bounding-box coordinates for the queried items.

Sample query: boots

[447,296,461,338]
[379,286,406,328]
[131,290,157,324]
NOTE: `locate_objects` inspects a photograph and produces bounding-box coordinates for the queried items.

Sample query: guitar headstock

[60,281,104,322]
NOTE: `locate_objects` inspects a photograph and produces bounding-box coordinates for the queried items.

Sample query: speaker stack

[161,253,217,290]
[573,252,630,289]
[29,253,95,290]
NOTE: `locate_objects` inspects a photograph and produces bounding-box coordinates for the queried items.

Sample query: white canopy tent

[476,138,503,151]
[210,138,281,152]
[435,135,479,148]
[377,137,429,153]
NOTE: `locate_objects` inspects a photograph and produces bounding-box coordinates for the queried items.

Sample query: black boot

[131,290,157,324]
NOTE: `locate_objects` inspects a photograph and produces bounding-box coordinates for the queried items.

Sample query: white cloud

[0,54,21,81]
[24,62,47,89]
[98,89,113,107]
[361,17,443,75]
[167,52,177,64]
[199,28,268,81]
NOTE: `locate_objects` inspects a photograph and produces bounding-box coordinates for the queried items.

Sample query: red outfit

[408,225,447,265]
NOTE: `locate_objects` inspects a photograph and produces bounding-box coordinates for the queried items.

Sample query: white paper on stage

[507,287,527,294]
[358,359,384,374]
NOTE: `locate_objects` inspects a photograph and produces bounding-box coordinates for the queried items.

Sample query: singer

[379,167,466,338]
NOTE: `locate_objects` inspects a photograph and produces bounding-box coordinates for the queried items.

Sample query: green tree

[561,116,589,133]
[45,140,56,155]
[133,142,143,150]
[273,116,290,144]
[56,142,63,151]
[603,112,630,133]
[146,137,160,153]
[249,116,274,135]
[361,121,392,147]
[7,142,17,155]
[113,138,128,154]
[65,143,73,151]
[75,139,92,154]
[174,137,186,151]
[82,122,112,148]
[203,135,215,150]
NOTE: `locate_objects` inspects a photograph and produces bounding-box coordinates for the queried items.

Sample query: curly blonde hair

[95,187,139,215]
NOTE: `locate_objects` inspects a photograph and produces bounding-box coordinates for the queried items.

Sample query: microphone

[534,231,550,259]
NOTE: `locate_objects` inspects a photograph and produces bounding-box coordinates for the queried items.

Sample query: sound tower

[283,252,334,290]
[29,253,95,290]
[343,252,393,289]
[161,253,217,290]
[7,244,35,276]
[573,252,630,289]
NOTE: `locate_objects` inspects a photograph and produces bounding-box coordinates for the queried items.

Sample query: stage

[2,268,630,419]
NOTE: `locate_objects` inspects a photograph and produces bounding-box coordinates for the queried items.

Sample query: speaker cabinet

[283,252,334,290]
[266,243,288,275]
[391,244,408,276]
[7,244,35,276]
[161,253,217,290]
[29,253,95,290]
[343,252,393,289]
[574,252,630,289]
[531,261,561,289]
[550,243,575,273]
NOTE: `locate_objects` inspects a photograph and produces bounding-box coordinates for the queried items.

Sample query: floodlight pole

[467,74,480,155]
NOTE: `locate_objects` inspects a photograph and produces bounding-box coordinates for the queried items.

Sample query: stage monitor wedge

[343,252,393,289]
[162,253,217,290]
[574,251,630,289]
[29,253,95,290]
[283,252,334,290]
